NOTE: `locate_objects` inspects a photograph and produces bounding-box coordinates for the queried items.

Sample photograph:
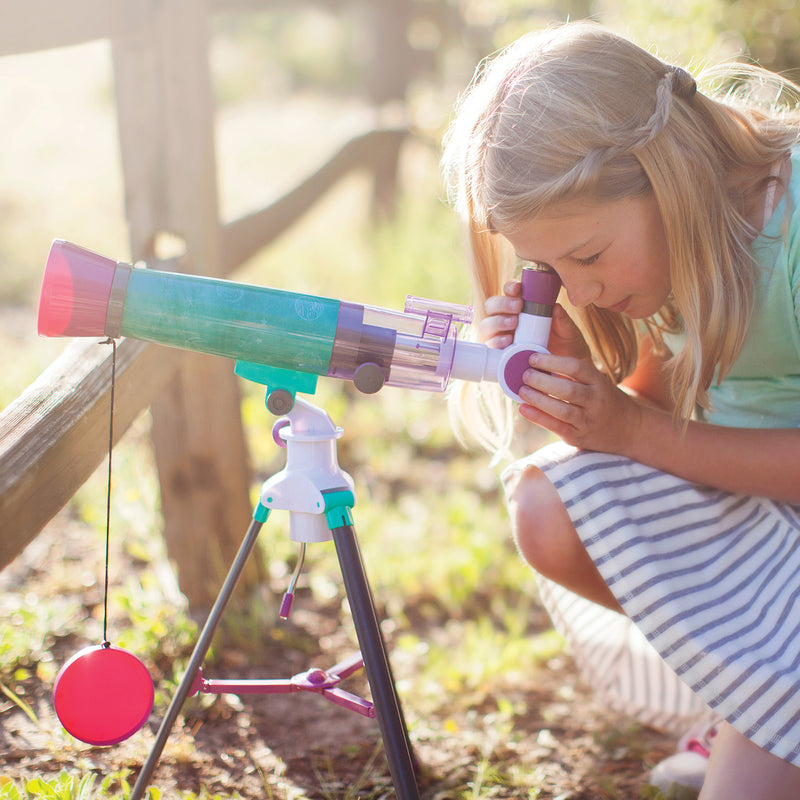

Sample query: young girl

[443,20,800,799]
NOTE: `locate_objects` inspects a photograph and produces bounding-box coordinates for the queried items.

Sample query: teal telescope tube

[37,240,468,395]
[120,268,340,376]
[38,240,339,374]
[38,239,561,399]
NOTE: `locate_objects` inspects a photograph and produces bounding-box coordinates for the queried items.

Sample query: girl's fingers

[517,351,637,452]
[518,386,572,423]
[517,355,606,431]
[478,289,523,346]
[484,294,523,316]
[521,367,592,408]
[525,353,594,382]
[477,281,525,348]
[478,314,517,345]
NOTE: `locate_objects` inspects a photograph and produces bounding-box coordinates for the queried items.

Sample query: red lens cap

[53,645,154,746]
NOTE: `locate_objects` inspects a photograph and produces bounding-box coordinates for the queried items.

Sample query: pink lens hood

[38,239,118,337]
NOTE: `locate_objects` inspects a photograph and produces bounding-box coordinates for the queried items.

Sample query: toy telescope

[38,239,561,406]
[37,239,561,792]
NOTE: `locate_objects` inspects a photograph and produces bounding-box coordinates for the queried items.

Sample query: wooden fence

[0,0,411,608]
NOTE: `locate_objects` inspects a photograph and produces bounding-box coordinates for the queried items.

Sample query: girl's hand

[478,280,522,349]
[518,352,642,453]
[546,303,592,362]
[480,281,638,451]
[479,280,591,361]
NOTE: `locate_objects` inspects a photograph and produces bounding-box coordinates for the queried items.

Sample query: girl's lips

[605,296,631,314]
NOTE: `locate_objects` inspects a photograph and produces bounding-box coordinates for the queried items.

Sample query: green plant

[641,783,700,800]
[0,771,247,800]
[0,593,83,683]
[0,682,40,729]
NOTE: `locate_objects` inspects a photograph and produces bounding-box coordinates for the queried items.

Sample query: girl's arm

[519,347,800,504]
[481,282,800,503]
[619,335,674,410]
[628,404,800,503]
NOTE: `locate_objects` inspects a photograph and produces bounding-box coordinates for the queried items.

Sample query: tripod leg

[129,512,268,800]
[330,521,420,800]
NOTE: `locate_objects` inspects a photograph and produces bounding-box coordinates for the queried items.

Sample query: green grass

[0,771,242,800]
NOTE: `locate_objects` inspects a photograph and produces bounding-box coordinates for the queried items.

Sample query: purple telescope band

[520,267,560,306]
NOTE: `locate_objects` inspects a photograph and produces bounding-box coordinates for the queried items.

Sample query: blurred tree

[720,0,800,80]
[599,0,800,80]
[596,0,729,66]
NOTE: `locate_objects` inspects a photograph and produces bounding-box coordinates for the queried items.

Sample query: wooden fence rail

[0,0,411,609]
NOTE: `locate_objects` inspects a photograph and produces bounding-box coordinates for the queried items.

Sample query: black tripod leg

[129,514,267,800]
[330,522,420,800]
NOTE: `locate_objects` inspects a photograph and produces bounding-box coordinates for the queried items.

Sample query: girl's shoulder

[707,151,800,427]
[775,148,800,287]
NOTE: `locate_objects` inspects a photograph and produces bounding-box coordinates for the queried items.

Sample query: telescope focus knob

[267,388,295,415]
[353,362,385,394]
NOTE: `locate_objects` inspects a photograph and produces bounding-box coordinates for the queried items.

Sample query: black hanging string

[101,338,117,649]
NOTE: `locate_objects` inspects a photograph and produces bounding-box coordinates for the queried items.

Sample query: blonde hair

[443,20,800,456]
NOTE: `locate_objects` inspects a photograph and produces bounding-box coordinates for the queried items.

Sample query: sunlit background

[4,0,798,404]
[1,2,798,797]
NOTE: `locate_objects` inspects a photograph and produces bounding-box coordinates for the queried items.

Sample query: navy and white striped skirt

[502,441,800,765]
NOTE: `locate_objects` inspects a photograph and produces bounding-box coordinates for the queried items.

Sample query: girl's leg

[506,464,622,612]
[700,722,800,800]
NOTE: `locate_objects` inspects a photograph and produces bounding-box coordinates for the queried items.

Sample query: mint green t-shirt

[662,151,800,428]
[704,150,800,428]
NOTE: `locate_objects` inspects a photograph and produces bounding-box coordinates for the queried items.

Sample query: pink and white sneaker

[648,717,720,794]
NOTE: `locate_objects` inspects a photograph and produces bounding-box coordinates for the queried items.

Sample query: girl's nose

[563,278,602,309]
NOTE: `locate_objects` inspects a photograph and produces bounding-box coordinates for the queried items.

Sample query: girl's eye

[576,252,601,267]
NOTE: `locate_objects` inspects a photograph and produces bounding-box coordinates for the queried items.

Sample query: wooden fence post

[111,0,260,611]
[363,0,414,217]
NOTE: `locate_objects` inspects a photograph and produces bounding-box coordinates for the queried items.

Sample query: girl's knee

[506,464,622,611]
[506,465,573,576]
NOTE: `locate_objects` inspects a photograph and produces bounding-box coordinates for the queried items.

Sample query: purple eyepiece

[520,266,561,307]
[497,266,561,399]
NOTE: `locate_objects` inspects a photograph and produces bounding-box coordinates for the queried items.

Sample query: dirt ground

[0,644,677,799]
[0,513,683,800]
